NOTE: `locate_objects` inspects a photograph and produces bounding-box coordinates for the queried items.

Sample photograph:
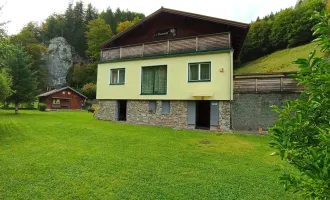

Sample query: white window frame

[188,62,211,82]
[110,68,125,85]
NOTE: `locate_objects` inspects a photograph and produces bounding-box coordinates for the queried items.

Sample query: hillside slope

[235,43,322,74]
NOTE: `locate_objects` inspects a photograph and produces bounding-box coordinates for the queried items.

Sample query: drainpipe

[229,50,235,130]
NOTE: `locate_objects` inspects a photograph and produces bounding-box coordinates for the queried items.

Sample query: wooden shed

[38,87,87,110]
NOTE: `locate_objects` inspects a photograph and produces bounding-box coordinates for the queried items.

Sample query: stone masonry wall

[127,100,187,129]
[219,101,231,132]
[232,93,300,131]
[97,100,116,121]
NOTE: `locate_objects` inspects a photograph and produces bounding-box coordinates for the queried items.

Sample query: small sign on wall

[212,102,218,106]
[155,28,177,37]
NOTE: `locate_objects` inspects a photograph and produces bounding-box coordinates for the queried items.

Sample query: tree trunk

[15,102,19,114]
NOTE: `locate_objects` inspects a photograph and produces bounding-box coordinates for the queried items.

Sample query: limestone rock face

[46,37,73,88]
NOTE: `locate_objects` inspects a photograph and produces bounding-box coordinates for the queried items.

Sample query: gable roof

[100,7,249,49]
[38,86,88,99]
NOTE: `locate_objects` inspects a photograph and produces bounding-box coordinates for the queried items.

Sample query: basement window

[110,68,125,85]
[149,101,156,113]
[188,62,211,82]
[162,101,170,114]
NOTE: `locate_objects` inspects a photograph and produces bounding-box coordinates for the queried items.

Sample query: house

[96,7,249,131]
[38,86,87,110]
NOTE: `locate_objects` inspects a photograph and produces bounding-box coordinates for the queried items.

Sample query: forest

[0,0,327,108]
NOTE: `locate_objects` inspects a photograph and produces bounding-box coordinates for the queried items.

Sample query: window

[68,92,71,95]
[162,101,170,114]
[141,65,167,95]
[188,62,211,82]
[62,91,65,94]
[110,68,125,84]
[53,99,60,104]
[149,101,156,113]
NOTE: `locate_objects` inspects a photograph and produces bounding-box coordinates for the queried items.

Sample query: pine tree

[64,1,75,47]
[85,3,98,24]
[7,45,38,114]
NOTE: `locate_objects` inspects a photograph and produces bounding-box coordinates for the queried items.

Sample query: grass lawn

[235,42,322,74]
[0,110,297,199]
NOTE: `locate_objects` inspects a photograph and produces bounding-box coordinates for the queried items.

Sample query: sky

[0,0,297,35]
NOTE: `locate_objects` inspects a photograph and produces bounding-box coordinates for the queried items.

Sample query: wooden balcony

[101,33,231,61]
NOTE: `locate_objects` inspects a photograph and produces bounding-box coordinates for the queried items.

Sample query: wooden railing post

[120,47,122,59]
[142,44,144,57]
[280,78,283,92]
[228,33,231,47]
[196,37,198,51]
[167,41,170,54]
[255,78,258,92]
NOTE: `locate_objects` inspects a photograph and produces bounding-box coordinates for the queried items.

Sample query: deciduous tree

[85,18,112,60]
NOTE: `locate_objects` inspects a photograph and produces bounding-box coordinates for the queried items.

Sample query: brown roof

[38,86,88,99]
[100,7,249,49]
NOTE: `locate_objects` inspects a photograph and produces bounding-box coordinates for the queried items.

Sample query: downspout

[230,50,235,131]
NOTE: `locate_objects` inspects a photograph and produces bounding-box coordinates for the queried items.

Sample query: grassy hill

[235,43,323,74]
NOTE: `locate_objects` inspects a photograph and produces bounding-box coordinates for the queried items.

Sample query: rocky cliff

[45,37,73,88]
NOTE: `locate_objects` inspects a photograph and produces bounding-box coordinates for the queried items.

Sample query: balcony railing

[101,32,231,61]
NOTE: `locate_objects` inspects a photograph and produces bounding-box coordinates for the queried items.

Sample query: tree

[72,1,87,57]
[269,8,295,50]
[81,82,96,100]
[116,20,133,34]
[43,14,66,40]
[0,69,12,102]
[100,8,144,34]
[269,10,330,199]
[116,17,140,33]
[240,19,273,63]
[85,3,98,23]
[6,45,38,114]
[85,18,112,60]
[11,24,48,90]
[0,4,8,38]
[0,38,14,105]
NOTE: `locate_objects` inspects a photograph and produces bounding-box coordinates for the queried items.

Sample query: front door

[196,100,211,130]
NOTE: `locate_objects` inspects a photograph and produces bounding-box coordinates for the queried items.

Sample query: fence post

[167,41,170,54]
[120,47,122,59]
[280,78,283,92]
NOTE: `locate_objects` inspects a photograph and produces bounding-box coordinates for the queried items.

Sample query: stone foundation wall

[127,100,187,129]
[97,100,116,121]
[219,101,231,132]
[97,100,231,131]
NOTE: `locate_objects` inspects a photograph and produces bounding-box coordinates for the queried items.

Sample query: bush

[38,103,46,111]
[81,83,96,100]
[269,10,330,199]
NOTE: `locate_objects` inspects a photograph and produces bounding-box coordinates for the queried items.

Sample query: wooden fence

[101,33,230,61]
[234,72,304,93]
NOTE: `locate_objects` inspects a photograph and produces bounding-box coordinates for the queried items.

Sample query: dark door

[196,100,211,130]
[118,100,127,121]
